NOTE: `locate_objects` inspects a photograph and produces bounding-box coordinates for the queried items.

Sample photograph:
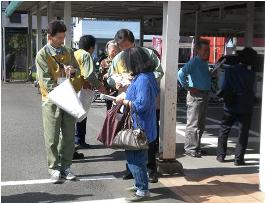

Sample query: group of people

[36,19,257,202]
[178,39,257,166]
[36,20,163,202]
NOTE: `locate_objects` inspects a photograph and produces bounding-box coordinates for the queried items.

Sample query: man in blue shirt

[178,39,211,158]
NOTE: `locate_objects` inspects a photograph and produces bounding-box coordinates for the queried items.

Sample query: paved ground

[160,100,264,202]
[1,83,184,203]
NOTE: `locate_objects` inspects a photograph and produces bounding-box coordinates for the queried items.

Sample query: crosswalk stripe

[177,108,260,136]
[71,198,126,203]
[1,175,116,186]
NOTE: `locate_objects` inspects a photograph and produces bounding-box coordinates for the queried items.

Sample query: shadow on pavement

[72,151,126,163]
[184,166,259,182]
[147,186,185,203]
[1,192,92,203]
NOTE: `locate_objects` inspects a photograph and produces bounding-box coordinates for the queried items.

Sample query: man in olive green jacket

[36,20,83,183]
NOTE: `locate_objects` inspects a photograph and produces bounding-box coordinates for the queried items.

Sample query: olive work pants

[42,101,75,174]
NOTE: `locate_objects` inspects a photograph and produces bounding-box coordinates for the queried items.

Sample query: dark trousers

[217,111,252,160]
[126,110,160,174]
[75,117,87,145]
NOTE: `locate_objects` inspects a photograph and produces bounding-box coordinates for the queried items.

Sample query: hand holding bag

[112,109,149,150]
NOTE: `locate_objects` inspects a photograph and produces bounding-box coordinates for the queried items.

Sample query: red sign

[152,36,162,58]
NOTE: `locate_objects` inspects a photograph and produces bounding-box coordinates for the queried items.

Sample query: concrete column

[47,1,53,23]
[193,11,199,57]
[158,1,183,175]
[194,11,198,40]
[219,6,224,20]
[139,17,144,47]
[36,4,42,52]
[64,1,72,47]
[27,11,33,81]
[232,37,237,54]
[259,54,265,192]
[2,27,6,82]
[159,0,168,154]
[245,2,254,47]
[213,37,216,63]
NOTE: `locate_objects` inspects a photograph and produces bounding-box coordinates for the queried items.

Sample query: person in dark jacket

[216,47,257,166]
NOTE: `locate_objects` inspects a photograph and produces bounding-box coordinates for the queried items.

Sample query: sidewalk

[158,104,265,203]
[160,163,264,203]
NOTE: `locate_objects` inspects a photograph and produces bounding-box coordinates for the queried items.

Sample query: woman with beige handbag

[116,47,159,202]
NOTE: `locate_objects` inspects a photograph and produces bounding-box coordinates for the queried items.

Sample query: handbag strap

[130,106,144,130]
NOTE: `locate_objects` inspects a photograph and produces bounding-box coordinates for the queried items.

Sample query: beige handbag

[112,109,149,150]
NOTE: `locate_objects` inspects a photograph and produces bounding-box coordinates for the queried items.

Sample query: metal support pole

[232,37,237,54]
[213,37,216,63]
[245,2,254,47]
[193,11,199,57]
[2,27,6,82]
[259,54,265,192]
[194,11,198,41]
[158,1,183,175]
[27,11,32,81]
[47,1,53,23]
[64,1,72,47]
[36,4,42,52]
[139,17,144,47]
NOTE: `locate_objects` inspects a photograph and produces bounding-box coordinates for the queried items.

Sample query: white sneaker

[50,170,62,184]
[61,167,77,180]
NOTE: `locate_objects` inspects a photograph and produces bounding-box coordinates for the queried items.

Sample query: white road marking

[176,108,260,154]
[177,124,260,143]
[1,175,116,186]
[176,116,187,119]
[177,108,260,137]
[71,198,126,203]
[206,106,261,109]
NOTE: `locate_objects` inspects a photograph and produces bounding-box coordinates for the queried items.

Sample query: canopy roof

[5,1,265,37]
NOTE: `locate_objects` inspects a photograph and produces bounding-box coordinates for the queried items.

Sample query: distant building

[72,18,141,55]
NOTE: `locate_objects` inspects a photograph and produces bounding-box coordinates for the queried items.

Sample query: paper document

[100,94,116,101]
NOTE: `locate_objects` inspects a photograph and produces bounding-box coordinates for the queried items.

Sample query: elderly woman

[99,40,121,110]
[117,47,159,202]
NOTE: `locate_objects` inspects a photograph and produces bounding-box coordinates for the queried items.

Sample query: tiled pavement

[158,104,265,203]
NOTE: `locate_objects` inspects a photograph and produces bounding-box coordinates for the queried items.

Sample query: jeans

[125,150,149,195]
[217,111,252,160]
[126,110,160,174]
[75,117,87,145]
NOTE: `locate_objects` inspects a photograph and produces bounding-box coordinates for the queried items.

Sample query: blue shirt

[222,64,255,114]
[125,72,159,143]
[178,56,211,91]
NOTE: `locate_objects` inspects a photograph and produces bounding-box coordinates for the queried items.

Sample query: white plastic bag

[77,88,95,121]
[47,79,86,120]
